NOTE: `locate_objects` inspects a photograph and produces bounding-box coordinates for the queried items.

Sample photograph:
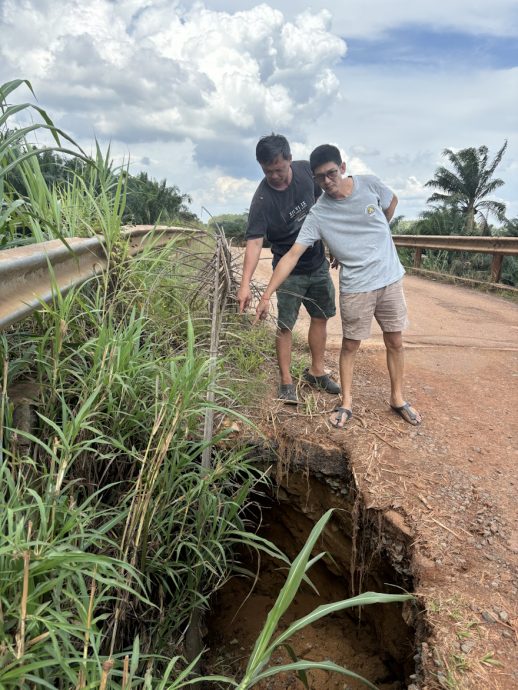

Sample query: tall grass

[1,79,90,247]
[1,209,273,686]
[1,79,126,249]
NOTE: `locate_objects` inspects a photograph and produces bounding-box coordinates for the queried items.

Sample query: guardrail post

[491,254,503,283]
[414,248,422,268]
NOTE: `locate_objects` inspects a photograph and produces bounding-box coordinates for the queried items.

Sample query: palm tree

[425,142,507,235]
[414,205,466,236]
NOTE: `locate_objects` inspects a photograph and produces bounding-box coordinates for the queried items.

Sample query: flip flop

[330,406,352,429]
[391,402,421,425]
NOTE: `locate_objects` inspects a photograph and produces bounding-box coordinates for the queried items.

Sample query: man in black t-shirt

[237,134,339,404]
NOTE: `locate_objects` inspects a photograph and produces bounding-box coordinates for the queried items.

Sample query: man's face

[260,154,292,190]
[313,161,346,197]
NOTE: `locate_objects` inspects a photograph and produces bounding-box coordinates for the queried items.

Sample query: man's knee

[341,337,361,354]
[383,331,403,350]
[309,316,327,329]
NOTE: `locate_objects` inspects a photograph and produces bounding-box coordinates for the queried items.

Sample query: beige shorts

[339,279,409,340]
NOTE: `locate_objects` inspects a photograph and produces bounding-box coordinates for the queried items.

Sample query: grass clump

[1,229,271,686]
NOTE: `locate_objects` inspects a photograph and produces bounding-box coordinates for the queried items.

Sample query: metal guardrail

[2,231,516,331]
[0,226,202,330]
[392,235,518,284]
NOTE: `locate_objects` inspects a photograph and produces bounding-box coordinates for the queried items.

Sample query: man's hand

[237,284,252,313]
[253,297,270,325]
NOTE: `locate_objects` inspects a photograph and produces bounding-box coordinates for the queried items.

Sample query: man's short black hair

[309,144,342,172]
[256,134,291,165]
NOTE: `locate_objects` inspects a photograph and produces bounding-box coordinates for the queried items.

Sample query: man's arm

[254,242,309,323]
[383,194,398,223]
[237,237,264,312]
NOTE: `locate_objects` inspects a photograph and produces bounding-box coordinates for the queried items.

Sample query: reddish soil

[221,250,518,689]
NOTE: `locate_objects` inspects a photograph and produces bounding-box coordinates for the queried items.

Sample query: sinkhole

[205,438,426,690]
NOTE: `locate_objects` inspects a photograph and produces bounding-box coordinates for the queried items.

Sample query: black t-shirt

[246,160,325,274]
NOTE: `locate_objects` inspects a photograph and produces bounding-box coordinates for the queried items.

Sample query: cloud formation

[1,0,515,220]
[208,0,518,38]
[1,0,345,171]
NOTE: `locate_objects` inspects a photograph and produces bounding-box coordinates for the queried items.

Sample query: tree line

[3,146,198,228]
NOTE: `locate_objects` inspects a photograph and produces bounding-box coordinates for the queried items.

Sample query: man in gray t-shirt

[255,143,421,429]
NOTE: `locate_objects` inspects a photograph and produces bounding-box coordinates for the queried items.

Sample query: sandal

[330,406,352,429]
[391,402,421,425]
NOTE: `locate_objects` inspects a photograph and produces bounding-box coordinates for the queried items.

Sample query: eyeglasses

[313,168,340,184]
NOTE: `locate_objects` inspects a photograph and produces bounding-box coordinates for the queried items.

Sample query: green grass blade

[267,591,414,654]
[251,660,378,689]
[242,509,333,680]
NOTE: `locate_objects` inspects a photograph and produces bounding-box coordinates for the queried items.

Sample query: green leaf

[267,591,414,656]
[251,660,378,689]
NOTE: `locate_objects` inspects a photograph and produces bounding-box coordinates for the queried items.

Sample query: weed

[479,652,503,668]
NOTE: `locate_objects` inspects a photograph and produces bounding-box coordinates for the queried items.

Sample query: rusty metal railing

[0,226,203,330]
[392,235,518,286]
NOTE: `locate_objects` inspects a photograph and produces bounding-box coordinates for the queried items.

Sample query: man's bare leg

[307,317,327,377]
[383,331,421,423]
[330,337,360,427]
[276,327,293,385]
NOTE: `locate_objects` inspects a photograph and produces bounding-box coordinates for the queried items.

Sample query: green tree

[425,142,507,235]
[389,214,405,233]
[414,205,466,236]
[502,216,518,237]
[209,212,249,244]
[123,171,197,225]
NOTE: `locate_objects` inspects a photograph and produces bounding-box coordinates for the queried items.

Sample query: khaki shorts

[339,279,408,340]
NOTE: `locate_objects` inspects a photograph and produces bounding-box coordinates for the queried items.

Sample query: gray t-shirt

[297,175,405,293]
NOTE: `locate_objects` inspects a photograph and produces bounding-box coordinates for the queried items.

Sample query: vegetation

[425,141,507,234]
[390,142,517,287]
[208,213,249,245]
[1,81,197,248]
[1,181,267,687]
[123,171,197,226]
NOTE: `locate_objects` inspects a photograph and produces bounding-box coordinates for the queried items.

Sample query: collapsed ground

[212,257,518,689]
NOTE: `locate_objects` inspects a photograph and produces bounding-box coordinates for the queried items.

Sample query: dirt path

[239,249,518,689]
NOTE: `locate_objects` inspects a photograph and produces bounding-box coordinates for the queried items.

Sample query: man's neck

[329,175,353,200]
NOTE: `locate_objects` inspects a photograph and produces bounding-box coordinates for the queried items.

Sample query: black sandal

[330,406,352,429]
[390,402,421,425]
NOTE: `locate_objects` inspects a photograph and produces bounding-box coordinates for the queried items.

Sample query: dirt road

[251,252,518,481]
[242,249,518,688]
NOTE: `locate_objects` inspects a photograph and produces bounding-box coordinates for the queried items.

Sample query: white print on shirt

[288,200,308,222]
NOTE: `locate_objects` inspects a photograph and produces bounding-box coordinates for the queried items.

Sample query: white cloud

[207,0,518,38]
[301,61,518,219]
[1,1,516,221]
[197,175,258,213]
[0,0,345,170]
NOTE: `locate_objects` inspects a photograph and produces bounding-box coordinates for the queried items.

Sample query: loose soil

[208,251,518,689]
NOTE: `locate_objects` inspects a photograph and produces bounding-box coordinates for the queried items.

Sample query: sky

[1,0,517,222]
